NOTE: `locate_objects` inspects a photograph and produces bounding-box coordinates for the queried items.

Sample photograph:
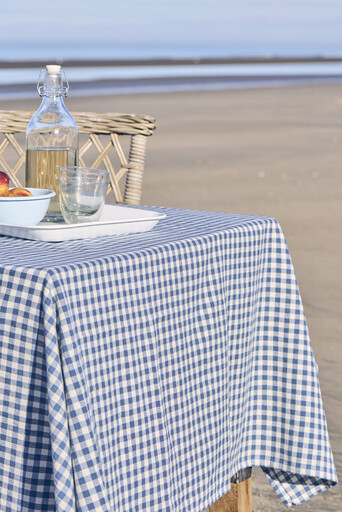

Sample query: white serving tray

[0,205,166,242]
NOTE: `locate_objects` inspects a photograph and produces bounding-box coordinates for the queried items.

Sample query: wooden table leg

[209,469,252,512]
[209,478,252,512]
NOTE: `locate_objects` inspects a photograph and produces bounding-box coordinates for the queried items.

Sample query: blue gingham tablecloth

[0,207,337,512]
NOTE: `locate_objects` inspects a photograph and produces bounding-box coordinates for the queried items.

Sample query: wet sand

[1,84,341,510]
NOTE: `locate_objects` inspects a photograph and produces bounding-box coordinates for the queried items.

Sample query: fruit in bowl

[0,171,33,198]
[6,187,33,197]
[0,170,10,196]
[0,172,55,226]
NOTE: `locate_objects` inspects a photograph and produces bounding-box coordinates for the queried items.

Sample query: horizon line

[1,55,342,69]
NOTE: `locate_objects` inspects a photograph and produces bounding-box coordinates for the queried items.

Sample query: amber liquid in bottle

[26,147,77,222]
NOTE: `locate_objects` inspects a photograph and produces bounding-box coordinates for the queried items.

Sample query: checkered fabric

[0,207,337,512]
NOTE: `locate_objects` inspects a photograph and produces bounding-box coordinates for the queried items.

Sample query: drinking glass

[59,166,110,184]
[58,173,109,224]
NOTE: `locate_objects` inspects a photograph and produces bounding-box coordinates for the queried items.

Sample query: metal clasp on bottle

[37,69,70,97]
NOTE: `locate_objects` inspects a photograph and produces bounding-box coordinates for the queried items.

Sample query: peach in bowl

[0,172,55,226]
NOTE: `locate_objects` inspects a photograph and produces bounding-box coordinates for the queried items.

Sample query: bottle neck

[40,94,65,108]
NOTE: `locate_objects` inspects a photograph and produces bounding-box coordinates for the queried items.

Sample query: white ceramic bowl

[0,188,56,226]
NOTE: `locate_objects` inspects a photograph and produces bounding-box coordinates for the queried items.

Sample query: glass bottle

[25,64,78,222]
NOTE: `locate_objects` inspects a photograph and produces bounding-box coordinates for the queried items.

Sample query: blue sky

[1,0,342,58]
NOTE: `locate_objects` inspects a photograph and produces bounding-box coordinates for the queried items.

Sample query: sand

[1,84,341,510]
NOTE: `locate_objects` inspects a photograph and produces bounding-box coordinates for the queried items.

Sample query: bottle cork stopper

[46,65,61,74]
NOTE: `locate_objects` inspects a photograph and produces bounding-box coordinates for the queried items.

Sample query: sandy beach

[0,84,341,510]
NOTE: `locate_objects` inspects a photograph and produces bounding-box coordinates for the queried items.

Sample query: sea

[2,0,342,98]
[1,43,342,99]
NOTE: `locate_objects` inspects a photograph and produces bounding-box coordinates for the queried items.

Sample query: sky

[1,0,342,59]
